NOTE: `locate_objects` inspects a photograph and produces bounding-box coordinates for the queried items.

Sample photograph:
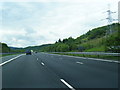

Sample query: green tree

[56,44,69,52]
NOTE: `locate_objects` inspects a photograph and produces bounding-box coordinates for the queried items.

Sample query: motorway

[0,52,119,89]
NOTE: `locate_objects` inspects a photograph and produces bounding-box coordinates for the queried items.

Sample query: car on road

[26,50,32,55]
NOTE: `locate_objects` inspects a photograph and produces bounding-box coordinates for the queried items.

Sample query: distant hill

[9,47,23,50]
[24,44,52,51]
[39,23,120,53]
[2,23,119,53]
[9,44,52,52]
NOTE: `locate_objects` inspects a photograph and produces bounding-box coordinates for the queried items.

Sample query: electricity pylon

[103,4,117,35]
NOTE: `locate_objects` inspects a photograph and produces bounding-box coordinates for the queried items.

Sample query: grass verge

[0,53,22,57]
[85,46,105,52]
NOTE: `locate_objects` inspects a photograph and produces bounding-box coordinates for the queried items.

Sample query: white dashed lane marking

[49,53,120,63]
[76,62,83,64]
[41,62,45,66]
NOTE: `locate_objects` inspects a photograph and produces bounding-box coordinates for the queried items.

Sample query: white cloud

[0,0,119,47]
[0,0,119,3]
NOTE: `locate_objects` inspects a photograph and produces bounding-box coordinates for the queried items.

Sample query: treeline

[1,23,119,53]
[0,42,10,53]
[0,42,25,53]
[40,23,120,53]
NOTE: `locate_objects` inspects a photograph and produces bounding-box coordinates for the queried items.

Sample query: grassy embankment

[1,54,19,57]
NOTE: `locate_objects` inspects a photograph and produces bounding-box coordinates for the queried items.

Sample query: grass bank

[0,53,23,57]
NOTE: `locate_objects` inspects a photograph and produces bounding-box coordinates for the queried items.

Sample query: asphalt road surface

[1,52,119,89]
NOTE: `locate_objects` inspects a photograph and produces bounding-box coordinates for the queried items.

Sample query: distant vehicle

[31,50,33,53]
[26,50,32,55]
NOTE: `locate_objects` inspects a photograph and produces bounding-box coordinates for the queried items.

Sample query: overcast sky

[0,0,119,47]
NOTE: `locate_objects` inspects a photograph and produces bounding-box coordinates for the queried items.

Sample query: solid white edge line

[60,79,75,90]
[0,54,24,66]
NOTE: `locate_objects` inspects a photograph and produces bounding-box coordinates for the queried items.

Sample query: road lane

[2,52,119,88]
[35,53,118,88]
[2,54,67,88]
